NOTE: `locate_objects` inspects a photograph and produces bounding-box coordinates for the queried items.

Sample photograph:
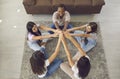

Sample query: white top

[38,59,50,78]
[71,55,90,79]
[28,33,36,43]
[52,11,71,26]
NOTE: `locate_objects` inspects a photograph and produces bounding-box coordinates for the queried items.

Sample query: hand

[59,32,64,40]
[63,28,66,31]
[52,33,59,37]
[63,31,71,39]
[55,29,62,34]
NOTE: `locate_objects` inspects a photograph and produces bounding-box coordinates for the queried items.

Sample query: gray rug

[20,22,109,79]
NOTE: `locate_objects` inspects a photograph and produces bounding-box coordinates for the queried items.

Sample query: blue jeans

[40,46,49,59]
[45,58,63,77]
[74,31,96,52]
[40,47,63,78]
[48,24,73,34]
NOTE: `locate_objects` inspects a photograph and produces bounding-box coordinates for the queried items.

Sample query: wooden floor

[0,0,120,79]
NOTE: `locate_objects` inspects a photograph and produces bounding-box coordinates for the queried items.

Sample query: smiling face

[57,7,65,17]
[86,25,92,33]
[32,25,38,32]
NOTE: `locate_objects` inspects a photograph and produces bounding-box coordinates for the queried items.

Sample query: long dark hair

[77,56,91,78]
[84,22,97,45]
[26,21,42,43]
[87,22,98,34]
[30,51,46,75]
[26,21,41,36]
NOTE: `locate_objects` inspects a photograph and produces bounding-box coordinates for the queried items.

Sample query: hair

[30,51,46,75]
[26,21,42,43]
[87,22,98,33]
[26,21,41,36]
[77,56,91,78]
[58,4,66,10]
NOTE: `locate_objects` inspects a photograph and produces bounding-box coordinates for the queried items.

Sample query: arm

[53,12,60,30]
[63,11,70,31]
[70,33,91,37]
[48,34,61,63]
[32,33,58,40]
[64,32,86,56]
[63,21,69,31]
[55,22,60,30]
[61,33,74,67]
[72,51,82,62]
[39,25,57,33]
[66,25,86,32]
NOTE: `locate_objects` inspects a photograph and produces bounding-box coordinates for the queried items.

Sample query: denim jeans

[48,23,73,34]
[40,46,49,59]
[45,58,63,77]
[40,47,63,78]
[74,31,96,52]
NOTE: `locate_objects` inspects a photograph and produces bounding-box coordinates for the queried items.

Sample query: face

[32,25,38,32]
[86,25,92,32]
[57,7,65,16]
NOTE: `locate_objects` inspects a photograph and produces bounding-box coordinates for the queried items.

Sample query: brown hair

[88,22,98,33]
[30,51,46,75]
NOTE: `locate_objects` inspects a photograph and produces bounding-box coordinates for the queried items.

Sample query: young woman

[68,22,98,52]
[26,21,58,51]
[60,32,91,79]
[30,34,63,78]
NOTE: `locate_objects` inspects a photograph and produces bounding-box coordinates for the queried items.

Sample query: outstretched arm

[63,21,69,31]
[48,34,61,63]
[70,33,91,38]
[61,33,74,67]
[64,31,86,56]
[32,33,58,40]
[66,25,86,32]
[39,25,57,33]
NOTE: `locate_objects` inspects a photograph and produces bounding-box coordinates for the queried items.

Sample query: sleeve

[45,59,50,67]
[52,12,58,23]
[74,30,84,34]
[85,55,90,61]
[71,62,78,73]
[28,33,34,41]
[65,11,71,22]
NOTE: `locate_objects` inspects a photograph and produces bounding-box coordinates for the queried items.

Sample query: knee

[51,24,56,28]
[68,24,73,28]
[57,59,63,64]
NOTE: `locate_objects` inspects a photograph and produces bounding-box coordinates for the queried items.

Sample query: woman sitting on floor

[30,34,63,78]
[67,22,98,52]
[26,21,57,51]
[60,31,91,79]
